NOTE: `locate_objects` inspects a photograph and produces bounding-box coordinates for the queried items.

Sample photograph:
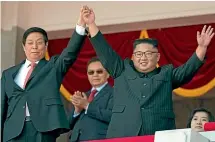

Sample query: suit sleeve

[68,106,81,130]
[172,52,204,89]
[54,29,86,74]
[86,92,113,124]
[90,31,124,79]
[1,71,8,140]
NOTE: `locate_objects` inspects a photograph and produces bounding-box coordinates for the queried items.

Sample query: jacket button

[23,106,25,108]
[142,96,146,98]
[143,83,147,86]
[141,107,145,110]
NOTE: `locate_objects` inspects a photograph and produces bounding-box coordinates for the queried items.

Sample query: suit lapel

[79,84,111,120]
[11,60,25,91]
[124,61,142,101]
[93,84,110,102]
[28,58,47,82]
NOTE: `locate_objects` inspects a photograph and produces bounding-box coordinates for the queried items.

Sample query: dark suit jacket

[1,31,86,142]
[69,84,113,142]
[89,31,204,138]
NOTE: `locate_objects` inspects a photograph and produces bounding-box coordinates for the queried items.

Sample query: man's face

[87,61,109,88]
[191,112,209,132]
[131,43,160,73]
[23,32,47,62]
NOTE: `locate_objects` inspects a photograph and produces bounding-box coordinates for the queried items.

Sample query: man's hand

[196,25,214,61]
[197,25,214,48]
[80,5,99,37]
[71,91,89,110]
[77,6,87,27]
[70,91,83,113]
[82,6,95,26]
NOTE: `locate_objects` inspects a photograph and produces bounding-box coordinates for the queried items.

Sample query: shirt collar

[139,68,159,78]
[25,59,39,67]
[91,82,108,92]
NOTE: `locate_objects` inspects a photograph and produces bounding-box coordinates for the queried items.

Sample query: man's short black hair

[22,27,48,45]
[87,57,101,69]
[133,38,158,49]
[186,107,215,128]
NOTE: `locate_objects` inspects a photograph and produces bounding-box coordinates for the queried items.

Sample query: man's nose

[197,120,202,125]
[32,43,38,49]
[140,54,147,60]
[92,73,99,76]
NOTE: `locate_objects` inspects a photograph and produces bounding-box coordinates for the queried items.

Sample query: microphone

[204,122,215,131]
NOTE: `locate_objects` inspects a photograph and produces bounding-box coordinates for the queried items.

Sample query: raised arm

[54,6,87,74]
[172,25,214,89]
[82,6,124,78]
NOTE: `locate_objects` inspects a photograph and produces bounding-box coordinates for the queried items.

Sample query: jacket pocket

[45,98,63,106]
[112,105,126,113]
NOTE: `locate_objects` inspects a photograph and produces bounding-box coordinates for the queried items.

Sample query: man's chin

[31,56,43,61]
[92,83,102,88]
[138,67,149,72]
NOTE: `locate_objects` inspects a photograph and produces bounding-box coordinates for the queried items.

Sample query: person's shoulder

[2,64,20,74]
[102,83,114,92]
[46,55,60,64]
[106,83,114,89]
[105,84,114,96]
[124,58,131,63]
[158,64,174,76]
[1,64,19,78]
[160,64,174,70]
[124,58,133,67]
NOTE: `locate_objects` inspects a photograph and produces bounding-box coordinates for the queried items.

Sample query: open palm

[197,25,214,48]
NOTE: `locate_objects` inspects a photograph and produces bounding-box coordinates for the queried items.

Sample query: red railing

[86,135,154,142]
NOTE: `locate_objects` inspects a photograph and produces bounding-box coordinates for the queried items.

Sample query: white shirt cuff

[76,24,86,35]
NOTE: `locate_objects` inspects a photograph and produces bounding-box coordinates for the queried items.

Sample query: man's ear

[131,54,134,61]
[22,44,26,51]
[107,73,110,79]
[157,53,160,62]
[45,42,48,48]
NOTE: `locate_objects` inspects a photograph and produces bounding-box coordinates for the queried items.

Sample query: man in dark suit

[1,7,87,142]
[78,6,215,138]
[68,57,113,142]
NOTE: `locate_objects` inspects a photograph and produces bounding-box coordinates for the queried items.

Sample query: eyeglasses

[133,51,158,58]
[87,69,104,75]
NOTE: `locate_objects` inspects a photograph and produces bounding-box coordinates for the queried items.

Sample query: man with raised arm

[1,6,88,142]
[79,6,214,138]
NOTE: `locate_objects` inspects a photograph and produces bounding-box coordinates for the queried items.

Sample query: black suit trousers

[7,121,56,142]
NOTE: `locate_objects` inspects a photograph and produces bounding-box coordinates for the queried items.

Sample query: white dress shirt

[14,59,39,116]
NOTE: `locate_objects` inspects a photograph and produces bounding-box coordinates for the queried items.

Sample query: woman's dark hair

[187,107,215,128]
